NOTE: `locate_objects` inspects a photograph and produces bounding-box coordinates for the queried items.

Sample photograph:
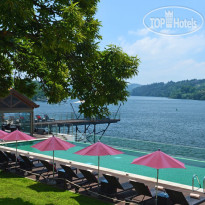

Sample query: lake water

[35,96,205,161]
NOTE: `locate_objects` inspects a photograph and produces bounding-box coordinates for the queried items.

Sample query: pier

[34,118,120,126]
[34,112,120,142]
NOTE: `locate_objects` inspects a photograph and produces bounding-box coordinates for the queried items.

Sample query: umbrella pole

[53,150,55,178]
[15,140,18,169]
[98,156,100,191]
[155,169,159,205]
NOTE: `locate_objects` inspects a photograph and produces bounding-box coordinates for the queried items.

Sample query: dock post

[84,125,86,142]
[75,126,78,141]
[67,125,70,134]
[94,124,96,143]
[59,126,61,133]
[30,111,34,136]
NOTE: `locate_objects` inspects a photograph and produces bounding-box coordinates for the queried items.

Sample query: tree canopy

[0,0,139,117]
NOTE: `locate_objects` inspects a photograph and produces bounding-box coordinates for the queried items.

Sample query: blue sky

[96,0,205,85]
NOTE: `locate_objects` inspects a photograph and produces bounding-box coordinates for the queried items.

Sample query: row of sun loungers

[0,151,205,205]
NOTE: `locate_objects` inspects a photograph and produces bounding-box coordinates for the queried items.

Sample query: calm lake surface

[35,96,205,160]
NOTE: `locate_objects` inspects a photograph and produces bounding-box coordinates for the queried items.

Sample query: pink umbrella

[32,136,75,177]
[131,149,185,204]
[74,141,123,187]
[0,130,7,139]
[3,130,35,166]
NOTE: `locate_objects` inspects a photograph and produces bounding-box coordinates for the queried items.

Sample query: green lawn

[0,171,111,205]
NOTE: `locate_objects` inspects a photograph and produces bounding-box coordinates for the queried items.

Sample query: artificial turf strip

[0,171,111,205]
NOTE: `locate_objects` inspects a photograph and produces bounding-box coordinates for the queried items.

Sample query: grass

[0,171,111,205]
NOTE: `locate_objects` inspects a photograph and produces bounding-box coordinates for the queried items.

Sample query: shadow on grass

[0,197,33,205]
[69,194,112,205]
[28,183,65,193]
[0,170,23,179]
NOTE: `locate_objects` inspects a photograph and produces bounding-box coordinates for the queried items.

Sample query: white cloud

[122,33,205,58]
[128,28,150,36]
[119,30,205,84]
[171,59,205,79]
[129,59,205,84]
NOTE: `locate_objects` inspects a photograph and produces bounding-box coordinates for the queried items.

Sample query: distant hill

[127,83,141,93]
[131,79,205,100]
[33,82,142,101]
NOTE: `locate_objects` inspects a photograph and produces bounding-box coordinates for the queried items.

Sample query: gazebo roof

[10,89,39,108]
[0,89,39,110]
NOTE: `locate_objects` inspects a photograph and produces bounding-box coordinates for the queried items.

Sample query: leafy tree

[131,79,205,101]
[0,0,139,117]
[70,45,139,116]
[32,81,47,101]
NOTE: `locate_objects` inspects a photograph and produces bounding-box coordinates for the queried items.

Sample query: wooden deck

[34,119,120,126]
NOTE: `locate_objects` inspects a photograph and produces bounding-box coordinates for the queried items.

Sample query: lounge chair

[44,114,55,122]
[19,155,44,171]
[79,169,104,188]
[5,152,22,164]
[59,164,84,182]
[36,115,45,122]
[32,167,50,181]
[125,180,158,204]
[102,174,133,196]
[0,151,10,163]
[3,152,26,173]
[58,164,87,190]
[0,151,10,169]
[31,160,60,181]
[165,188,205,205]
[40,160,62,175]
[36,115,41,122]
